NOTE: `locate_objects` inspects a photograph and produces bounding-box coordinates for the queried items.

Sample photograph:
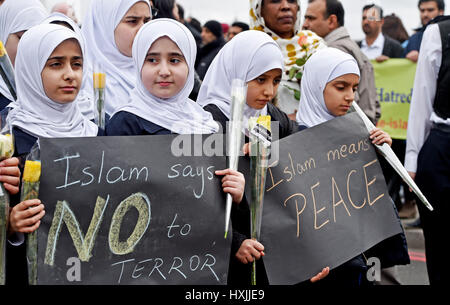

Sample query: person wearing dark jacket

[358,4,404,62]
[195,20,225,80]
[176,3,202,49]
[404,0,445,62]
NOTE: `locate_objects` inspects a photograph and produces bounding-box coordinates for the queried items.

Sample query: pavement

[392,214,429,285]
[374,200,429,285]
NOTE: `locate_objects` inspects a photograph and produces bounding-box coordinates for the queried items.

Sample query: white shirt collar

[361,33,385,59]
[362,33,385,49]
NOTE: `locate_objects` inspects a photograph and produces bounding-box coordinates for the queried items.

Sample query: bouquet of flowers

[0,40,17,100]
[224,79,247,238]
[93,69,106,129]
[22,144,41,285]
[0,115,14,285]
[248,115,272,285]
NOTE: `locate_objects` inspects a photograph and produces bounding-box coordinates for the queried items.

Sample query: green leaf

[295,72,303,80]
[289,67,297,79]
[296,57,306,66]
[294,90,301,101]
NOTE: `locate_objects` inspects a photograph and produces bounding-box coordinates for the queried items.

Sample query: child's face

[323,73,359,117]
[246,69,282,110]
[141,36,189,99]
[41,39,83,104]
[114,1,151,57]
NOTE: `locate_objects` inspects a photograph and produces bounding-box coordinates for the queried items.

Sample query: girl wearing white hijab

[198,30,302,139]
[106,18,245,215]
[7,23,99,158]
[296,47,391,146]
[81,0,151,117]
[197,30,329,286]
[6,23,100,285]
[0,0,48,109]
[42,12,96,120]
[107,18,220,135]
[296,47,401,286]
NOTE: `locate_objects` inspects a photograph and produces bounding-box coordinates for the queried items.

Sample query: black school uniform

[0,93,12,112]
[105,111,172,136]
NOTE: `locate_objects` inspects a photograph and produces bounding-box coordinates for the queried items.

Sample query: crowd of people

[0,0,448,286]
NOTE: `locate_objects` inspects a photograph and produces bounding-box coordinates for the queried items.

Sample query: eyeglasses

[364,16,381,22]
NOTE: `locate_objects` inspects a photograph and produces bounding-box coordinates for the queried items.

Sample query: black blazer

[382,35,405,58]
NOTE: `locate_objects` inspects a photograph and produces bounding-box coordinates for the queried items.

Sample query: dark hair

[50,20,75,31]
[177,3,184,20]
[418,0,445,11]
[325,0,345,26]
[153,0,176,19]
[309,0,345,26]
[382,14,409,43]
[231,21,249,31]
[362,4,383,19]
[189,17,202,33]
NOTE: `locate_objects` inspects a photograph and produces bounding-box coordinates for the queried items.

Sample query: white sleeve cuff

[404,153,418,174]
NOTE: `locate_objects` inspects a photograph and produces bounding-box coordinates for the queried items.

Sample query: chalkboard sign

[242,112,404,284]
[37,134,231,285]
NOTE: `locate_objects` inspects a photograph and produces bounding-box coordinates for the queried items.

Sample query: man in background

[405,0,445,62]
[358,4,404,62]
[405,16,450,285]
[226,21,249,41]
[177,3,202,48]
[195,20,225,80]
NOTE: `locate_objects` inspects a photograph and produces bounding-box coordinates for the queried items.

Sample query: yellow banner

[372,59,417,140]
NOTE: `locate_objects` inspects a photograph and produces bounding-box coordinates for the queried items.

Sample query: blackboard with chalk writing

[37,134,230,285]
[240,112,404,285]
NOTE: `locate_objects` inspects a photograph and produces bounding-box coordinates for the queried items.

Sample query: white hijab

[7,24,98,138]
[296,47,361,128]
[0,0,48,102]
[196,30,284,135]
[112,18,219,134]
[43,12,95,120]
[81,0,151,116]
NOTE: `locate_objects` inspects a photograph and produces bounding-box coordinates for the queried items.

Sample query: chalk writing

[109,193,151,255]
[111,253,219,284]
[267,153,316,192]
[280,159,385,239]
[54,151,149,190]
[167,213,191,238]
[168,164,215,199]
[327,139,370,162]
[45,192,151,264]
[45,195,109,265]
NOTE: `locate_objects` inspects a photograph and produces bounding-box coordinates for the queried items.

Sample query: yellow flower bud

[23,160,41,183]
[93,73,106,89]
[0,41,6,57]
[257,115,271,132]
[0,134,14,159]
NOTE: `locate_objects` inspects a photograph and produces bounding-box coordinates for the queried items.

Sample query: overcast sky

[41,0,450,41]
